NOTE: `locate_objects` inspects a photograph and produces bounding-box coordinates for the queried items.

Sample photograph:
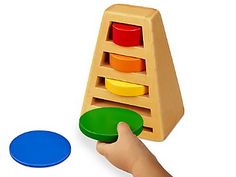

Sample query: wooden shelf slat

[97,65,148,85]
[91,87,151,110]
[102,41,146,59]
[93,86,151,110]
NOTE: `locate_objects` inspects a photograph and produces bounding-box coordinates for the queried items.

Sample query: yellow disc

[105,78,148,96]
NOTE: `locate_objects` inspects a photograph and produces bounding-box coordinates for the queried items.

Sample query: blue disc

[9,130,71,167]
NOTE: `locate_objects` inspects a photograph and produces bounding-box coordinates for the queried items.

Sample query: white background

[0,0,236,176]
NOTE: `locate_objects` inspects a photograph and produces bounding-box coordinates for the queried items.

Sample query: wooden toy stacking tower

[81,4,184,141]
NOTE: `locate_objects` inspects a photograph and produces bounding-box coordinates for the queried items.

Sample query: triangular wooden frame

[81,4,184,141]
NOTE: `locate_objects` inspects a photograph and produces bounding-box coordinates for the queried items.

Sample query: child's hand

[96,122,148,173]
[96,122,171,177]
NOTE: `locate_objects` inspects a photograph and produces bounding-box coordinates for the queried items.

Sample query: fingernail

[118,122,125,126]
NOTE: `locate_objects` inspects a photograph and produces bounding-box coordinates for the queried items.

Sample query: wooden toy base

[81,4,184,141]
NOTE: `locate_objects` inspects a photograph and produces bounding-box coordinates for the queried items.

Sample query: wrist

[131,154,158,176]
[131,154,171,177]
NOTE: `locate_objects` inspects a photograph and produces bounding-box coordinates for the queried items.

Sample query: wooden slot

[106,22,113,41]
[96,76,105,87]
[100,52,110,66]
[143,126,153,132]
[91,97,151,117]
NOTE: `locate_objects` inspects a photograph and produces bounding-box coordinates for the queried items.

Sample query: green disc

[79,107,143,142]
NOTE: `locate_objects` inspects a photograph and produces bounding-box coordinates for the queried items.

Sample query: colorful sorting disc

[9,130,71,167]
[105,78,148,96]
[109,53,145,72]
[79,107,143,142]
[112,22,142,46]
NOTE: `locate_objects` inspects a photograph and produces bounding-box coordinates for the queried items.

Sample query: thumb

[96,141,110,156]
[117,122,133,138]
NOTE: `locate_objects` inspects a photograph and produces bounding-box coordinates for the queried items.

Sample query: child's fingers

[117,122,133,138]
[96,141,110,156]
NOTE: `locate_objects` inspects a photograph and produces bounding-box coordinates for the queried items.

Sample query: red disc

[112,23,142,47]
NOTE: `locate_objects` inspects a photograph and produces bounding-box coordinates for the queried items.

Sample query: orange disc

[109,53,145,72]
